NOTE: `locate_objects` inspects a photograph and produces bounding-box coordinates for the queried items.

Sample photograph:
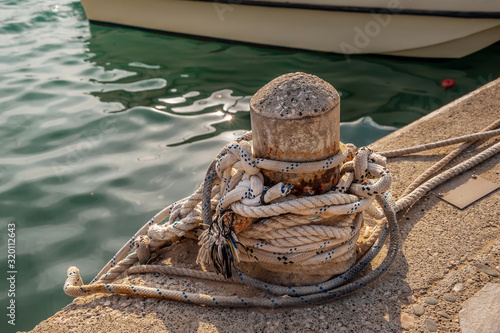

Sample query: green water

[0,0,499,331]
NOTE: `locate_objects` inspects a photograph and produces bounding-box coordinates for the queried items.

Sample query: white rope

[65,124,500,308]
[191,141,389,277]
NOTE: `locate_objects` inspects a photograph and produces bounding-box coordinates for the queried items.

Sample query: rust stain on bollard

[221,211,257,233]
[250,72,340,195]
[235,72,350,286]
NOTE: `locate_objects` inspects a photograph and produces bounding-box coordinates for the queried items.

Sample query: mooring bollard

[250,72,341,195]
[235,72,357,286]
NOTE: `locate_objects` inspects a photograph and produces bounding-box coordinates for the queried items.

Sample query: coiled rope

[64,124,500,308]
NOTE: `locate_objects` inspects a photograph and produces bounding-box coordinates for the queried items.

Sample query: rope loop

[194,137,390,279]
[63,124,500,308]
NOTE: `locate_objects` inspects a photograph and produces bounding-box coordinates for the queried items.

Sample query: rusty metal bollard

[235,72,350,286]
[250,72,341,195]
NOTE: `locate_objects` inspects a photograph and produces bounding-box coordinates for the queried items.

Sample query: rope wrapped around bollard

[64,124,500,308]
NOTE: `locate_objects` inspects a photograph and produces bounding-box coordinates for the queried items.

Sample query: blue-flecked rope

[66,127,500,307]
[66,131,398,306]
[64,191,398,307]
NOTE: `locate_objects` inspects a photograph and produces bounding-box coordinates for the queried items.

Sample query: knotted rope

[193,143,390,280]
[64,124,500,308]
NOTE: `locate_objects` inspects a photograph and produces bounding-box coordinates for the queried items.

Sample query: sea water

[0,0,499,331]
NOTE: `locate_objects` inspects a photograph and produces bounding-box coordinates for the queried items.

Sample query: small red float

[441,79,455,89]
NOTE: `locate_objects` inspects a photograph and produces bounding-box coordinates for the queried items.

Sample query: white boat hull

[80,0,500,58]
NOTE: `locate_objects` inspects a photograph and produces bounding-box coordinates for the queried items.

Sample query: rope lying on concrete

[400,120,500,197]
[65,125,500,307]
[380,123,500,212]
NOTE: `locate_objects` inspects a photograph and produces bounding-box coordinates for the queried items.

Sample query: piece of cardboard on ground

[26,78,500,333]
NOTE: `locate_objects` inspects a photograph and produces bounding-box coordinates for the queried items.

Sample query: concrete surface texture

[25,78,500,333]
[459,283,500,333]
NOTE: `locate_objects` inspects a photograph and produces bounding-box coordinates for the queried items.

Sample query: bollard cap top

[250,72,339,119]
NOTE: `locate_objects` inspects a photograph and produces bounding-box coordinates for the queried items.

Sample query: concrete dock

[26,78,500,333]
